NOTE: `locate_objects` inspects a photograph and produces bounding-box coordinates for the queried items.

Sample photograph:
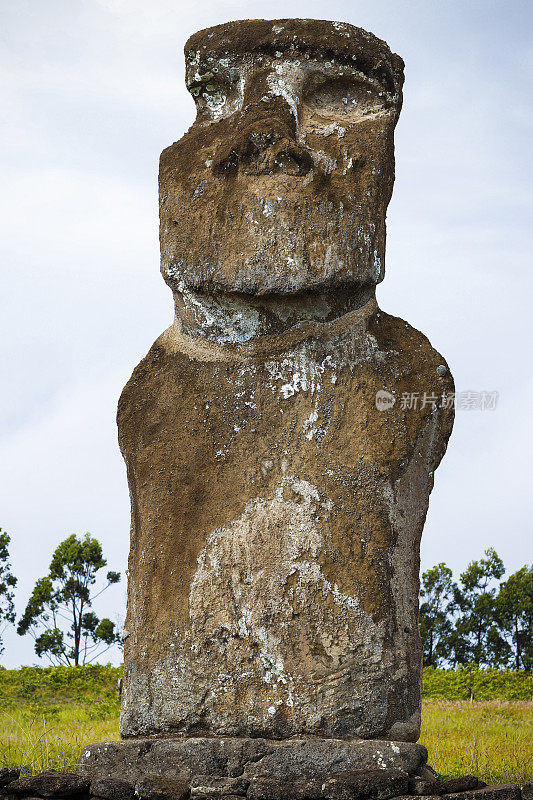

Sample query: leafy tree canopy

[496,565,533,670]
[419,548,532,671]
[453,548,508,667]
[419,562,455,668]
[0,528,17,656]
[17,533,121,666]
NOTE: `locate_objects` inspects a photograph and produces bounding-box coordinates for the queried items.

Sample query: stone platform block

[395,785,521,800]
[79,737,427,785]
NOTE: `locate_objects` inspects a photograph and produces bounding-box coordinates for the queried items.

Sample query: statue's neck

[173,285,376,345]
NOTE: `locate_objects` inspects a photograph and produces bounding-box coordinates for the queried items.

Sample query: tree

[0,529,17,656]
[497,565,533,671]
[453,547,508,667]
[17,533,121,666]
[419,563,456,667]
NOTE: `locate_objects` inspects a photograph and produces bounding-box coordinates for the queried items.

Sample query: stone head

[160,19,404,299]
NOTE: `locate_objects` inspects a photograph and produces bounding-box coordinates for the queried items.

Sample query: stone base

[79,737,427,785]
[2,767,523,800]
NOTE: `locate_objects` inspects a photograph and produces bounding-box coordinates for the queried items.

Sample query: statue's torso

[118,305,453,741]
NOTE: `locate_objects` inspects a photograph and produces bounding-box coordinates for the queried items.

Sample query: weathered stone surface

[444,779,481,795]
[3,797,42,800]
[243,741,425,780]
[79,739,427,785]
[322,769,409,800]
[247,771,409,800]
[409,780,445,797]
[448,787,520,800]
[415,768,440,782]
[212,796,242,800]
[8,771,89,798]
[210,794,242,800]
[89,778,134,800]
[135,776,190,800]
[247,777,323,800]
[246,768,408,800]
[190,777,249,797]
[0,771,20,788]
[161,19,403,298]
[408,777,445,796]
[118,303,454,740]
[116,17,454,745]
[521,784,533,800]
[395,786,521,800]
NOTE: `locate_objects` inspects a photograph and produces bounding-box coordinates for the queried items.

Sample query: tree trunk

[515,617,520,671]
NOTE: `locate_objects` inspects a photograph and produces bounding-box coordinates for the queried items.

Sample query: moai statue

[82,19,454,786]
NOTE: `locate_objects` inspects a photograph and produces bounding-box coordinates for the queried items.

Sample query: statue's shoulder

[369,308,453,382]
[364,308,455,466]
[117,326,191,429]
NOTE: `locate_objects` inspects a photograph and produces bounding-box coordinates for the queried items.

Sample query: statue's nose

[212,91,312,177]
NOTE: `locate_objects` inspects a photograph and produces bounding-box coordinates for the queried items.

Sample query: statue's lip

[213,169,313,179]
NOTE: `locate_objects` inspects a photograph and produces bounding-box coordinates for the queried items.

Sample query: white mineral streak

[302,409,319,439]
[264,329,382,401]
[321,121,346,138]
[204,87,227,118]
[183,473,384,714]
[342,153,353,175]
[266,62,303,123]
[265,352,335,398]
[373,249,382,281]
[174,277,263,343]
[311,150,337,173]
[188,49,201,75]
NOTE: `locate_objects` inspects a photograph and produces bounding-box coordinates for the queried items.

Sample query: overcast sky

[1,0,532,668]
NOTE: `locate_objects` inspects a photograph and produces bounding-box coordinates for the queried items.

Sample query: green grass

[420,700,532,785]
[0,704,119,774]
[422,667,533,701]
[0,664,122,706]
[0,666,531,783]
[0,665,121,774]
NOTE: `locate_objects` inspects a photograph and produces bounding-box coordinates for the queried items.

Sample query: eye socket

[189,79,225,100]
[187,65,244,119]
[188,68,234,103]
[302,77,387,120]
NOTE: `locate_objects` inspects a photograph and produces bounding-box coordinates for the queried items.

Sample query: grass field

[0,667,531,783]
[420,700,532,785]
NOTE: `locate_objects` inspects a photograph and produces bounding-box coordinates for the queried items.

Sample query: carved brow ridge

[190,44,400,98]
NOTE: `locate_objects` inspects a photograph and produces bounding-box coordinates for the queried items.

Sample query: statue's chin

[162,238,380,295]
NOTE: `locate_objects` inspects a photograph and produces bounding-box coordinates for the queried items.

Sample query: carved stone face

[159,19,404,296]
